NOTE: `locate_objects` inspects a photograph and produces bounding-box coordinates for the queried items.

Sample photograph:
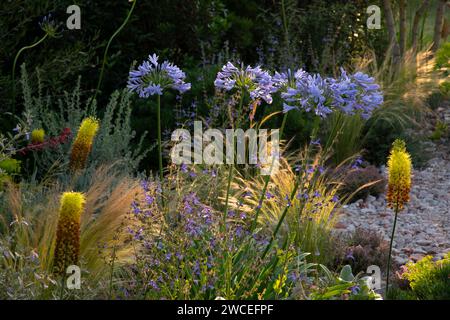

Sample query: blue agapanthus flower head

[39,13,60,38]
[329,68,383,119]
[272,71,289,88]
[214,62,277,104]
[128,53,191,98]
[281,71,332,117]
[281,68,383,119]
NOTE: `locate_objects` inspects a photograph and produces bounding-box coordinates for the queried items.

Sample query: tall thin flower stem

[11,34,48,112]
[156,94,165,207]
[94,0,137,101]
[250,112,288,231]
[221,93,245,299]
[386,203,399,296]
[222,94,245,229]
[280,0,293,68]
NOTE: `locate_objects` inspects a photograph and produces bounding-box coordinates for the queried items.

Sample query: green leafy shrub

[399,254,450,300]
[0,158,21,175]
[429,121,448,141]
[439,81,450,98]
[435,42,450,69]
[363,118,430,168]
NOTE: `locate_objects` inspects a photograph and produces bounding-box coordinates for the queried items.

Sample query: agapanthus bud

[387,139,412,211]
[39,14,61,38]
[69,117,100,171]
[53,192,85,275]
[31,128,45,144]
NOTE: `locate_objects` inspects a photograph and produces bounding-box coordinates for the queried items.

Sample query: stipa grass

[229,146,344,266]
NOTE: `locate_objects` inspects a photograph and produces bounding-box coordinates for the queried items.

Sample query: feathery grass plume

[31,128,45,144]
[53,192,85,275]
[70,117,100,171]
[386,139,412,211]
[229,144,347,265]
[385,139,412,295]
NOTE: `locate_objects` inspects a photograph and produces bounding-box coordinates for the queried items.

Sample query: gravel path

[336,143,450,266]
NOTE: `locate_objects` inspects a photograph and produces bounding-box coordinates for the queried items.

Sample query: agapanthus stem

[11,33,48,112]
[250,112,288,231]
[280,0,293,68]
[386,204,399,296]
[222,93,245,229]
[156,94,165,207]
[94,0,137,100]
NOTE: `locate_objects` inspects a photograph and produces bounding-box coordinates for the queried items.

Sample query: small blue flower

[265,192,274,199]
[131,201,141,215]
[351,156,364,169]
[284,194,292,207]
[148,280,160,291]
[350,285,360,295]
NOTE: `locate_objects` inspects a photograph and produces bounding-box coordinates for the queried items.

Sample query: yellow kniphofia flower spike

[53,192,86,275]
[69,117,100,171]
[387,139,412,211]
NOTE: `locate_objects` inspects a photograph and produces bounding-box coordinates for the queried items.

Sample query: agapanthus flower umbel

[282,72,331,117]
[281,69,383,118]
[39,14,61,38]
[127,54,191,97]
[31,128,45,144]
[214,62,276,104]
[329,69,383,119]
[53,192,85,275]
[386,139,412,211]
[70,117,100,171]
